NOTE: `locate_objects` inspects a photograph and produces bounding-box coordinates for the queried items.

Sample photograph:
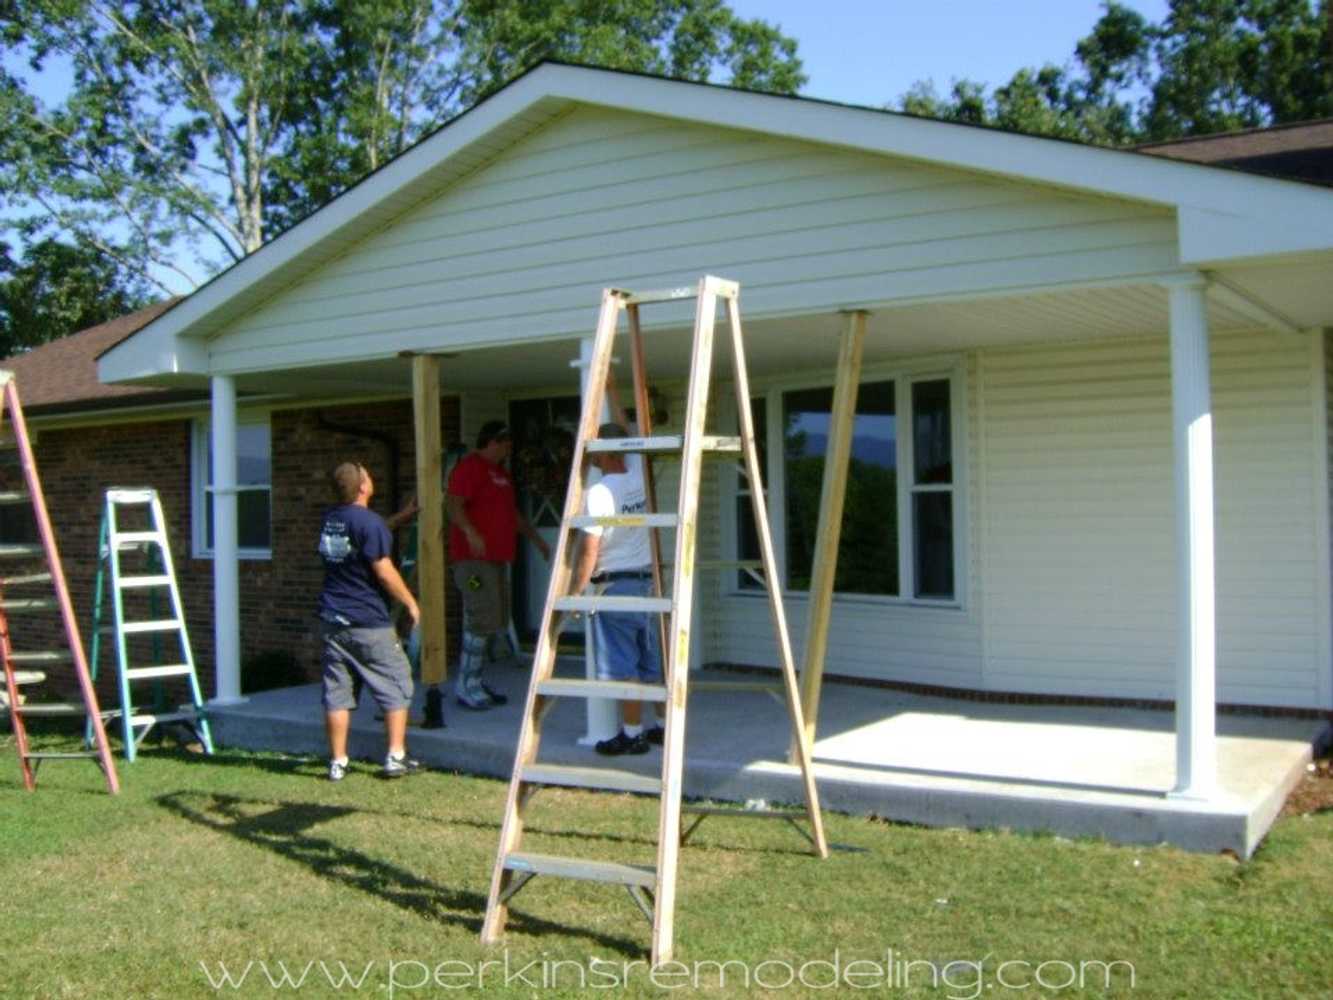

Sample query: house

[13,63,1333,806]
[0,301,463,703]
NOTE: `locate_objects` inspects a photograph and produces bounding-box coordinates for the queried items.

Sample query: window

[732,369,959,604]
[192,418,272,558]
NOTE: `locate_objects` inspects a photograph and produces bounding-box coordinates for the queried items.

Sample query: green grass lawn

[0,735,1329,999]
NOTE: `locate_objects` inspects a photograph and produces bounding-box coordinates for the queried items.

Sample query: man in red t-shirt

[447,421,550,708]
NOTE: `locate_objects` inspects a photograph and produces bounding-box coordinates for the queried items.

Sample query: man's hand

[536,537,552,561]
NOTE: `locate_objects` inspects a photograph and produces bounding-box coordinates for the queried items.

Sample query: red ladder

[0,371,119,793]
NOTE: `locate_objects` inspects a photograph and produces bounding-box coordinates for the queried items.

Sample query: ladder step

[503,851,656,888]
[683,805,807,820]
[584,435,741,455]
[126,709,200,726]
[0,490,30,504]
[568,513,678,530]
[7,650,72,665]
[116,575,173,589]
[617,285,696,305]
[112,532,165,547]
[536,678,668,702]
[521,763,662,796]
[123,664,193,680]
[24,751,100,760]
[0,598,56,613]
[0,544,43,558]
[552,596,673,614]
[117,619,182,635]
[8,702,87,716]
[8,670,46,685]
[0,572,53,587]
[105,488,156,504]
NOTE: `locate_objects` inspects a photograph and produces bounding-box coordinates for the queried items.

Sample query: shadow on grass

[155,790,644,956]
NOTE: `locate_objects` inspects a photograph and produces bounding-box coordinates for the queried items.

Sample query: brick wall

[10,396,461,706]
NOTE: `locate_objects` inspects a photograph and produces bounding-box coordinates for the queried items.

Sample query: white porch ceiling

[229,279,1284,399]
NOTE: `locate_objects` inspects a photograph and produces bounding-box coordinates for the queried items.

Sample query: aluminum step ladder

[0,371,120,793]
[481,277,827,966]
[88,488,213,761]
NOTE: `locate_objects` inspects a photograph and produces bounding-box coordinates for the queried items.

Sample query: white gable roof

[101,61,1333,382]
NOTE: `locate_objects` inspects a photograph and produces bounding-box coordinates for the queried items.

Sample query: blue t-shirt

[317,503,393,628]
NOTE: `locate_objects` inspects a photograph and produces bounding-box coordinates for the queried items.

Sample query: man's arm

[384,495,419,532]
[571,532,600,595]
[371,557,420,625]
[445,493,485,557]
[517,512,552,561]
[605,372,632,431]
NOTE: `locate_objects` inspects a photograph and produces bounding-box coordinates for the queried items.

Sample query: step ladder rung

[8,670,46,685]
[115,619,183,635]
[6,650,72,665]
[683,805,807,820]
[0,572,53,587]
[112,532,166,547]
[584,435,741,455]
[105,488,156,504]
[126,709,200,726]
[24,751,101,760]
[0,544,43,558]
[7,702,87,716]
[123,664,193,681]
[552,595,673,614]
[0,490,31,504]
[0,598,56,613]
[116,575,173,589]
[536,678,668,702]
[567,513,678,530]
[503,851,656,888]
[521,763,662,796]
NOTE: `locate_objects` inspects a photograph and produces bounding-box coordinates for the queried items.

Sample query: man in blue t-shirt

[317,461,422,780]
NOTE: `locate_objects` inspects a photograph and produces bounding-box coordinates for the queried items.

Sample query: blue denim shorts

[591,576,665,684]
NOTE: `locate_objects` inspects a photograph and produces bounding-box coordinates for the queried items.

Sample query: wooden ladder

[88,488,214,761]
[480,276,827,966]
[0,371,120,793]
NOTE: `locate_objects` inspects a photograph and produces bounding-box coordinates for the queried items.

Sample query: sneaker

[644,724,665,746]
[328,758,348,782]
[595,730,649,756]
[383,753,422,779]
[480,683,508,706]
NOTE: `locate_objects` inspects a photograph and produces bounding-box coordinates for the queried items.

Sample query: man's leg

[384,708,408,757]
[326,708,350,760]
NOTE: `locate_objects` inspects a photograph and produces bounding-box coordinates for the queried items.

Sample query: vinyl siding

[206,106,1177,373]
[980,329,1324,708]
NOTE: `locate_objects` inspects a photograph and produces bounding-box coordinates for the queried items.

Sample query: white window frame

[725,356,967,610]
[191,414,273,560]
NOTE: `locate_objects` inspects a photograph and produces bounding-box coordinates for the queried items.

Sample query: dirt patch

[1280,747,1333,818]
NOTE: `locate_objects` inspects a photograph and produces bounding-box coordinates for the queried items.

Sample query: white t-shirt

[583,454,652,573]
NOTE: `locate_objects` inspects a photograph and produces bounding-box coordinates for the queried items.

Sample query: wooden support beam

[792,311,867,762]
[411,355,447,687]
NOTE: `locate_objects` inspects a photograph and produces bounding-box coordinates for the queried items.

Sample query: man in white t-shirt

[571,421,665,755]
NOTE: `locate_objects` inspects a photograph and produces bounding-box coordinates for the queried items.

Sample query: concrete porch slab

[206,661,1329,859]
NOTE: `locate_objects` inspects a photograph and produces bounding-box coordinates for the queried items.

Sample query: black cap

[477,421,511,448]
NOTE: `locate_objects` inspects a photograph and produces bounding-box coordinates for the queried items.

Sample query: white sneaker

[328,758,348,782]
[383,753,422,779]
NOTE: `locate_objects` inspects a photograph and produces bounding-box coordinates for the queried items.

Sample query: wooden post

[791,310,867,762]
[412,355,447,686]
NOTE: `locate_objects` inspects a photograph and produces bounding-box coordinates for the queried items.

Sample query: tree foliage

[899,0,1332,144]
[1,0,804,297]
[0,237,150,357]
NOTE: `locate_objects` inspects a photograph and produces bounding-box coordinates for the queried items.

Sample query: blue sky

[728,0,1171,106]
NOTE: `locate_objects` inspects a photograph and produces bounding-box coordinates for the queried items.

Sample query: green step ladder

[87,488,214,761]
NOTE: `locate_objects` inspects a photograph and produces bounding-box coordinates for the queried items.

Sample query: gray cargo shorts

[320,622,414,712]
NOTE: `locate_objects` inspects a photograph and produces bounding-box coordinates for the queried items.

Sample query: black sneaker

[383,753,422,778]
[643,724,665,746]
[480,683,508,706]
[595,730,649,756]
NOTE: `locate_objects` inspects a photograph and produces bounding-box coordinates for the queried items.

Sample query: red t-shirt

[447,452,517,563]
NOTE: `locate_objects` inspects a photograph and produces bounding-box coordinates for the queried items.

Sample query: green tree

[1,1,803,293]
[0,238,150,356]
[897,0,1331,144]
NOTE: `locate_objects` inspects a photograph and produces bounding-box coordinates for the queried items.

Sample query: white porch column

[1165,274,1217,799]
[576,336,619,744]
[209,375,245,705]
